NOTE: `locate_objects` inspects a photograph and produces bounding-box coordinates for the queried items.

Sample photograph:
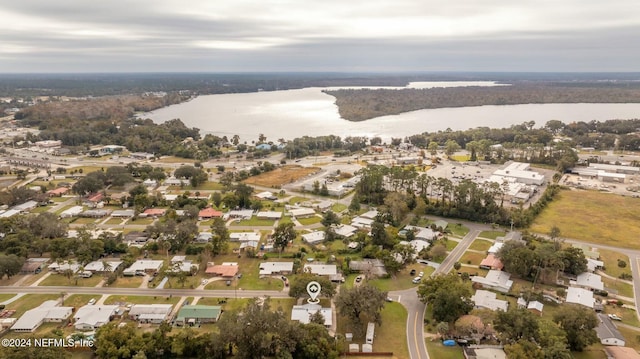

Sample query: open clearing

[530,189,640,250]
[243,165,319,187]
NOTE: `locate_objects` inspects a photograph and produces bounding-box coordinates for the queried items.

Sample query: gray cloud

[1,1,639,72]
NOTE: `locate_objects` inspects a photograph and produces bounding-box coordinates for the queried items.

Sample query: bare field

[530,188,640,249]
[243,165,320,187]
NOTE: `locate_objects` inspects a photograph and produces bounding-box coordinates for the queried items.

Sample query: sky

[2,0,640,73]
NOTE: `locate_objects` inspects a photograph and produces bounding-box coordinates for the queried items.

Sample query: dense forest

[326,83,640,121]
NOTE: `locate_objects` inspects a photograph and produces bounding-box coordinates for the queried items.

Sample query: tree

[553,305,599,351]
[494,308,540,344]
[210,217,229,256]
[444,139,461,157]
[559,247,587,276]
[0,254,25,280]
[289,273,336,299]
[417,273,473,323]
[428,141,439,156]
[320,211,340,227]
[211,192,222,207]
[335,285,387,337]
[273,222,296,255]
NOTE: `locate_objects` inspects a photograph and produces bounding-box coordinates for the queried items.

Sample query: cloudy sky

[2,0,639,73]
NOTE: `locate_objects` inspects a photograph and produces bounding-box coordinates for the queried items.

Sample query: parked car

[88,298,96,305]
[386,297,393,302]
[418,271,424,277]
[226,280,231,286]
[410,269,416,276]
[412,277,422,284]
[608,314,622,321]
[355,275,363,283]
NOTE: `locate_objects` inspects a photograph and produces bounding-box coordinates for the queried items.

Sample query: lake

[142,82,640,142]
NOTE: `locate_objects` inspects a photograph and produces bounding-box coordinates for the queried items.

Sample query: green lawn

[203,254,284,291]
[456,266,488,277]
[104,218,125,225]
[112,276,144,288]
[459,251,485,266]
[297,216,321,226]
[369,268,435,292]
[231,217,276,227]
[62,294,98,308]
[530,189,640,249]
[478,230,505,240]
[0,293,17,303]
[4,294,61,318]
[602,277,635,299]
[279,215,293,225]
[331,203,348,213]
[373,302,409,358]
[444,239,459,251]
[469,239,493,252]
[39,274,103,287]
[447,223,470,237]
[597,248,632,279]
[104,295,181,305]
[425,340,465,359]
[603,305,640,327]
[288,196,308,205]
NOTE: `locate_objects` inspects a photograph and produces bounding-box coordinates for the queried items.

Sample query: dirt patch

[243,165,320,188]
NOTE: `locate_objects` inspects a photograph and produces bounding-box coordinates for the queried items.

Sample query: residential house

[47,187,69,197]
[315,200,333,212]
[259,262,294,275]
[479,254,504,271]
[84,193,104,207]
[48,261,80,274]
[130,152,154,160]
[255,191,277,200]
[527,301,544,316]
[74,305,118,331]
[349,259,388,277]
[471,270,513,293]
[596,313,625,346]
[404,225,438,241]
[303,264,337,276]
[123,260,164,276]
[168,256,198,275]
[142,179,157,188]
[302,231,325,245]
[239,241,259,251]
[566,287,595,309]
[198,207,223,220]
[20,258,48,274]
[80,209,111,218]
[111,209,135,218]
[291,303,332,327]
[175,305,222,326]
[487,242,504,255]
[471,290,508,311]
[587,258,605,273]
[360,210,378,219]
[572,244,600,260]
[128,304,173,324]
[195,232,212,243]
[351,216,374,229]
[226,209,254,220]
[143,208,166,217]
[11,300,73,333]
[333,224,357,238]
[205,262,239,278]
[289,208,316,219]
[570,272,604,291]
[256,211,282,220]
[432,220,449,230]
[84,260,123,273]
[230,232,261,242]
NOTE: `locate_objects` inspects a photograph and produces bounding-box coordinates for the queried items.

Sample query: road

[393,218,488,359]
[0,286,288,299]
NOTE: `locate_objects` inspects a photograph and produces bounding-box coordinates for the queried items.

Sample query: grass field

[459,251,485,266]
[40,274,103,287]
[374,302,409,358]
[230,217,276,227]
[597,248,632,279]
[478,230,505,240]
[0,294,17,303]
[297,216,321,226]
[469,239,493,252]
[602,277,635,298]
[369,267,434,292]
[445,239,459,251]
[4,294,61,318]
[104,295,181,305]
[62,294,97,308]
[530,189,640,249]
[112,276,144,288]
[425,340,465,359]
[243,165,320,187]
[447,223,470,237]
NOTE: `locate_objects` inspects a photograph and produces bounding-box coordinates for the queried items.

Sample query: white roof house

[566,287,595,308]
[48,261,80,273]
[84,260,123,273]
[570,272,604,291]
[60,206,84,218]
[291,304,332,327]
[289,208,316,218]
[302,231,325,245]
[128,304,173,323]
[256,191,277,200]
[74,305,118,330]
[351,216,374,228]
[360,210,379,219]
[259,262,294,275]
[333,224,357,238]
[111,209,135,218]
[227,209,254,219]
[123,260,164,276]
[229,232,261,242]
[239,241,259,250]
[11,300,73,332]
[257,211,282,219]
[405,239,430,254]
[527,301,544,314]
[587,258,605,272]
[471,290,508,311]
[168,260,198,274]
[404,225,438,241]
[471,270,514,293]
[303,264,337,276]
[487,242,504,255]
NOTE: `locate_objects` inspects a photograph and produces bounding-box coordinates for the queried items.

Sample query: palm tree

[101,260,113,277]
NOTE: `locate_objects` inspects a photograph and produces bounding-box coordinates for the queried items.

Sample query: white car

[418,271,424,277]
[608,314,622,321]
[412,277,422,284]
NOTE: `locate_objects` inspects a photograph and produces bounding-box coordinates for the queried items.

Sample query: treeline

[284,135,368,159]
[326,84,640,121]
